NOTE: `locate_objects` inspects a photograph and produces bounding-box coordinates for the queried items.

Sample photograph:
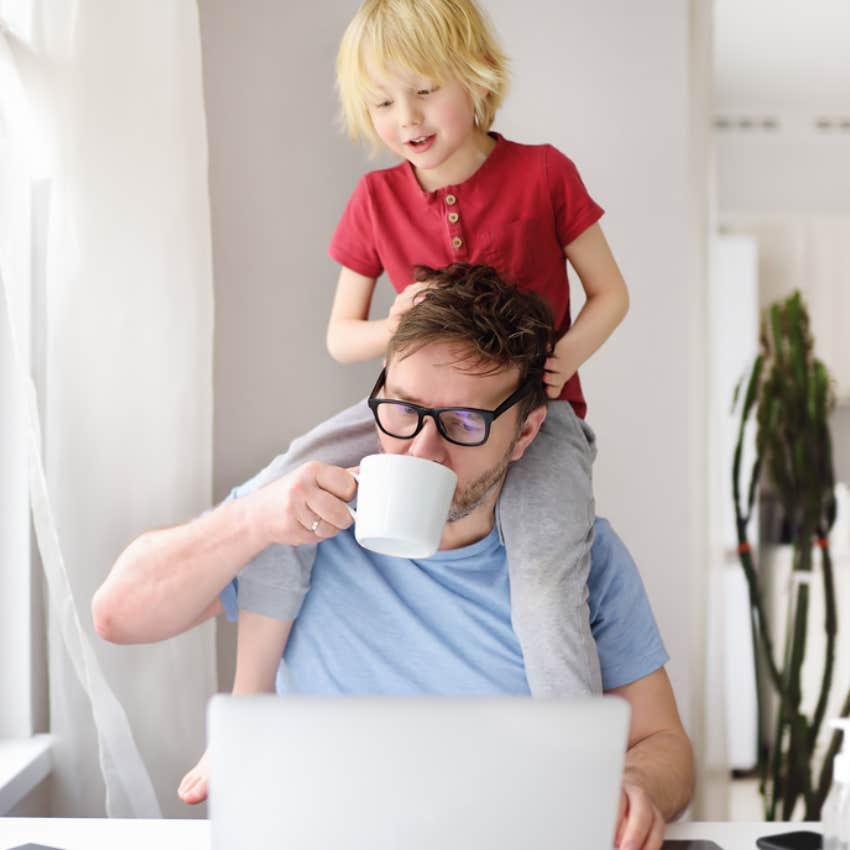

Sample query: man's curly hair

[388,263,555,418]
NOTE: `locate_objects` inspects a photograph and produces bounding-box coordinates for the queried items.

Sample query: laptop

[208,694,630,850]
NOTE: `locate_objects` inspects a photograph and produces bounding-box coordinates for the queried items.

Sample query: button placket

[444,192,466,256]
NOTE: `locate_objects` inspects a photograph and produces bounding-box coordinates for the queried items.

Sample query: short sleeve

[544,145,605,247]
[328,175,384,279]
[220,578,239,622]
[211,487,240,622]
[588,518,669,690]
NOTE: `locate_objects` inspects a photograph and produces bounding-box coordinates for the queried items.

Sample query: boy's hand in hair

[543,349,575,398]
[387,281,432,334]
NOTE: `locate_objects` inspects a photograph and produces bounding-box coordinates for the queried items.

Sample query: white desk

[0,818,818,849]
[0,818,207,849]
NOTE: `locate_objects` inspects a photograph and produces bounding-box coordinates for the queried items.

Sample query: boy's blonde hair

[336,0,509,150]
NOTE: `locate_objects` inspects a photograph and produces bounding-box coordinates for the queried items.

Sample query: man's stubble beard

[446,432,520,523]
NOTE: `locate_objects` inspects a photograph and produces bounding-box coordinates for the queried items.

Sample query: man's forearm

[92,496,268,644]
[92,461,357,645]
[623,728,694,822]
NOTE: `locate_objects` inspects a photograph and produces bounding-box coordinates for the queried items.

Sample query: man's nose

[407,416,447,463]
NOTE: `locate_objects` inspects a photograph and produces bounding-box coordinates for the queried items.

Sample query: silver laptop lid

[209,695,629,850]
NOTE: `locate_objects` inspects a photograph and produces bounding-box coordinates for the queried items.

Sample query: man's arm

[91,461,355,644]
[607,667,695,850]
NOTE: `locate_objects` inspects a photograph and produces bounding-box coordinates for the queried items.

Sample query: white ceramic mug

[349,454,458,558]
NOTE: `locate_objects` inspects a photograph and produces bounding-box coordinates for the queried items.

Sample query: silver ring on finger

[310,517,321,534]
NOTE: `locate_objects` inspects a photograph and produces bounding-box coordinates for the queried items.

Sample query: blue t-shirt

[221,517,667,695]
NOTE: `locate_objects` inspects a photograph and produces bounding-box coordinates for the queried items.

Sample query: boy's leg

[497,401,602,697]
[236,398,379,621]
[179,610,294,804]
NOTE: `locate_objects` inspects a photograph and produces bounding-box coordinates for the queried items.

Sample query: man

[92,264,693,850]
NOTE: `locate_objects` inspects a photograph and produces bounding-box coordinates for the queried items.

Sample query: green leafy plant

[732,290,847,820]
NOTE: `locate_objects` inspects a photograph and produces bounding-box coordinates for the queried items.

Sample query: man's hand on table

[614,780,666,850]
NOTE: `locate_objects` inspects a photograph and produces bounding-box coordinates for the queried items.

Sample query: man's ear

[509,404,547,463]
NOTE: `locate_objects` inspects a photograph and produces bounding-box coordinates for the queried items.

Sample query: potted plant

[732,289,848,820]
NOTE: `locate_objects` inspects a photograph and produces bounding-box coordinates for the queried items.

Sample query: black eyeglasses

[367,367,534,447]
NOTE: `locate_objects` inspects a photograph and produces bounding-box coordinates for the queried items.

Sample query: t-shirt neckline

[405,131,506,199]
[422,523,502,566]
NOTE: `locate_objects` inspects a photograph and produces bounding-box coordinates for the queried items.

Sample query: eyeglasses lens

[437,408,487,444]
[377,402,421,437]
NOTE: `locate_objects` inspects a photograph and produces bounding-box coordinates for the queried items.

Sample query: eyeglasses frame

[366,367,535,448]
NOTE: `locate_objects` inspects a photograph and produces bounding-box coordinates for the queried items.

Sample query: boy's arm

[326,266,432,364]
[326,266,389,363]
[91,462,355,645]
[544,223,630,397]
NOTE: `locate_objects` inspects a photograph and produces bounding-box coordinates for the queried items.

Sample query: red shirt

[328,133,604,417]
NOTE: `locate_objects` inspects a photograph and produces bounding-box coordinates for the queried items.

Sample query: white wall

[200,0,386,506]
[486,0,697,722]
[200,0,702,731]
[717,133,850,215]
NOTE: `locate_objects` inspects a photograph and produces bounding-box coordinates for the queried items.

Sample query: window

[0,171,52,811]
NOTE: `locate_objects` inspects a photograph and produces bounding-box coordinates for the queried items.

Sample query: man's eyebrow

[384,382,422,404]
[385,383,487,410]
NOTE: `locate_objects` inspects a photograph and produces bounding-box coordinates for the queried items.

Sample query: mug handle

[345,469,359,520]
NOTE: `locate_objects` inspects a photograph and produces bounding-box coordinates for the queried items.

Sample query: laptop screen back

[209,695,629,850]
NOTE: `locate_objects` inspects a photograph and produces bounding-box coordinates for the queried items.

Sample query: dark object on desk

[756,830,823,850]
[661,842,724,849]
[4,845,66,850]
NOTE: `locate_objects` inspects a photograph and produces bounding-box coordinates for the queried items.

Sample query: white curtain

[0,0,216,817]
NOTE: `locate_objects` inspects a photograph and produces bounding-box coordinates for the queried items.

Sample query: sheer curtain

[0,1,216,817]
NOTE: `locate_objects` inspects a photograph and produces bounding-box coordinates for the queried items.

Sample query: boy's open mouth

[407,134,435,152]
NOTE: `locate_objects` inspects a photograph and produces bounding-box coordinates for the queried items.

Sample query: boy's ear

[473,84,491,107]
[509,404,546,463]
